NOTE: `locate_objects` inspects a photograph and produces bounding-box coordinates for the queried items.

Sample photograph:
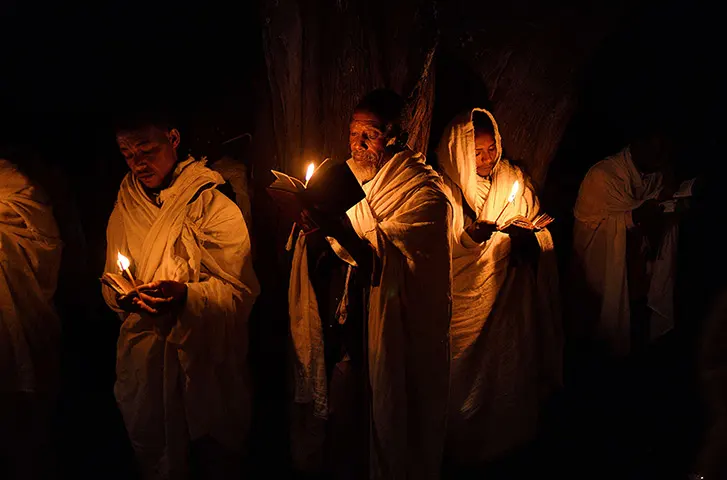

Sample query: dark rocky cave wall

[260,0,438,176]
[259,0,635,188]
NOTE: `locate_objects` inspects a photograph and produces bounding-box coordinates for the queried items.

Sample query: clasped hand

[465,220,498,244]
[117,280,188,315]
[297,207,374,275]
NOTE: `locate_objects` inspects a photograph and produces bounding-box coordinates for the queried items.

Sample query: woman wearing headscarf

[436,108,562,467]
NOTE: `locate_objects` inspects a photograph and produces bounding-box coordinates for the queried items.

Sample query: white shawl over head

[0,159,62,394]
[438,108,503,218]
[573,147,674,355]
[289,149,452,479]
[103,157,259,477]
[436,109,562,463]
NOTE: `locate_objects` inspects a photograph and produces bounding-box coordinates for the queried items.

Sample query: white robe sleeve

[167,190,260,356]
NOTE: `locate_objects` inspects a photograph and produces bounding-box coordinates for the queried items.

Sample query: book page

[498,215,534,231]
[270,170,306,193]
[101,272,134,295]
[673,178,696,198]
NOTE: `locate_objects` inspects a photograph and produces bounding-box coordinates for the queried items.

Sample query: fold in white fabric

[573,147,676,355]
[437,109,562,463]
[289,149,452,479]
[0,158,62,394]
[103,157,259,479]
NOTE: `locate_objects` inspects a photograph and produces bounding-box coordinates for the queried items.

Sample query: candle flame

[305,163,316,183]
[117,252,131,271]
[507,181,520,203]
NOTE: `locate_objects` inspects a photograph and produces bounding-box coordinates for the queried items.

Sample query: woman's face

[475,131,498,177]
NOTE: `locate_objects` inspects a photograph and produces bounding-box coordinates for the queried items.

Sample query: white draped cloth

[0,158,62,394]
[573,146,676,356]
[436,109,562,464]
[289,149,452,479]
[103,157,259,479]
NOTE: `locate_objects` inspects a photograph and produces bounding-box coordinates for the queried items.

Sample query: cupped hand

[127,280,188,315]
[466,221,498,244]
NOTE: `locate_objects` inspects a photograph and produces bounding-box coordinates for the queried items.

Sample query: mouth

[353,150,378,164]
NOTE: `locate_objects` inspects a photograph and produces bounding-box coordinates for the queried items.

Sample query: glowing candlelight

[507,180,520,203]
[495,180,521,225]
[117,252,135,283]
[305,162,315,187]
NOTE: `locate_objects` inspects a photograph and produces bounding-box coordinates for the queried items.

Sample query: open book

[267,158,365,226]
[660,177,696,212]
[498,212,554,231]
[101,272,136,296]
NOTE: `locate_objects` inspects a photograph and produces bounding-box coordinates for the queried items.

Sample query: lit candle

[507,180,520,203]
[117,252,135,283]
[304,162,315,187]
[494,180,520,225]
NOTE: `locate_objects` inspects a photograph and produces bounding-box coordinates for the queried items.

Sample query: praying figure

[436,108,562,468]
[0,153,63,479]
[572,128,677,357]
[101,113,259,479]
[288,89,452,479]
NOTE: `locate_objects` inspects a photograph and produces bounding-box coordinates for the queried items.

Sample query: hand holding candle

[494,180,520,225]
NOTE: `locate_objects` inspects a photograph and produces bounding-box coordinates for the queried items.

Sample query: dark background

[1,0,724,477]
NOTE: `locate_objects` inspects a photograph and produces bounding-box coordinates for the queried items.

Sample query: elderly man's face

[349,110,389,183]
[117,126,180,189]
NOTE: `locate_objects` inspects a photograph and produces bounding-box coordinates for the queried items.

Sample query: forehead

[116,126,166,147]
[474,130,495,145]
[350,110,385,129]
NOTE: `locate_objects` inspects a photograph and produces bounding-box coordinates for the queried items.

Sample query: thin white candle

[117,252,135,283]
[494,180,520,225]
[305,163,315,187]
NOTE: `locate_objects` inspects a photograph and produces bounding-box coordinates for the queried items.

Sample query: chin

[140,178,162,189]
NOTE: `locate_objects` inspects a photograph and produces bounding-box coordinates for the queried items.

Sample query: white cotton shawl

[0,159,62,394]
[289,149,452,479]
[103,157,259,478]
[573,147,675,355]
[436,109,562,463]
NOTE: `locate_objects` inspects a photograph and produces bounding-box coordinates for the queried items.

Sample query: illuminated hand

[466,221,498,244]
[116,279,144,313]
[297,208,319,234]
[131,280,188,315]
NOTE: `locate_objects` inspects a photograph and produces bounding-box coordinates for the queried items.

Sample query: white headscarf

[437,108,503,218]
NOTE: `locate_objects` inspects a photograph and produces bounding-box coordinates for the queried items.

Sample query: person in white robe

[572,132,676,357]
[435,108,562,466]
[288,89,452,479]
[102,116,259,479]
[0,155,63,479]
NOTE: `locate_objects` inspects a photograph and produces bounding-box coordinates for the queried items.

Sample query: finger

[133,297,159,315]
[138,291,174,305]
[138,280,163,290]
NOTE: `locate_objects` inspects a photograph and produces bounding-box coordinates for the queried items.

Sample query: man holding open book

[101,112,259,479]
[435,108,562,469]
[286,89,452,479]
[572,126,680,357]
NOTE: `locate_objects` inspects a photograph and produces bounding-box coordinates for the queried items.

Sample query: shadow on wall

[540,0,704,273]
[427,50,492,171]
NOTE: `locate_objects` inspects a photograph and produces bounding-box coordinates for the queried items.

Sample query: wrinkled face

[475,131,498,177]
[349,110,389,183]
[117,126,180,189]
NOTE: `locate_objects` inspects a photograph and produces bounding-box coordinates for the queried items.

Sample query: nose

[131,156,148,170]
